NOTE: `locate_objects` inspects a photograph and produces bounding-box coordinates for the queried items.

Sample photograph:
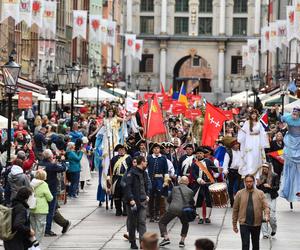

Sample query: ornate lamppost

[57,68,68,118]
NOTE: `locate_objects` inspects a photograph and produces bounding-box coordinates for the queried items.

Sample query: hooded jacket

[8,165,30,201]
[30,178,53,214]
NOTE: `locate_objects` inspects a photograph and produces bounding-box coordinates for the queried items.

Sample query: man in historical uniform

[147,143,169,222]
[109,144,132,216]
[178,144,194,178]
[190,147,219,224]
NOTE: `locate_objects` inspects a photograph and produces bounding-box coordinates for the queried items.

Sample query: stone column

[126,0,133,78]
[160,42,167,89]
[218,45,225,92]
[161,0,167,33]
[126,0,132,32]
[254,0,261,35]
[219,0,226,35]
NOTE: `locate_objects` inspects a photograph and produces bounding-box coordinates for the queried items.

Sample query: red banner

[18,92,32,109]
[185,109,202,120]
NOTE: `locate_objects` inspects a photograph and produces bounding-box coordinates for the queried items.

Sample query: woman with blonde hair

[30,169,53,242]
[34,115,42,135]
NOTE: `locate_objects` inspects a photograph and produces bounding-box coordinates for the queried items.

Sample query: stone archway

[173,54,212,93]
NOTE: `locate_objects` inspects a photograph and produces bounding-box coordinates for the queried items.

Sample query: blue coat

[67,150,83,172]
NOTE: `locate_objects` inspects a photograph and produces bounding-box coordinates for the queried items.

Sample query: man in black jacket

[39,149,67,237]
[257,163,279,238]
[125,155,150,249]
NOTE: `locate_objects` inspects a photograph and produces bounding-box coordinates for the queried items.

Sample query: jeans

[46,195,57,233]
[127,203,147,242]
[227,169,242,206]
[261,194,277,236]
[69,171,80,197]
[240,225,261,250]
[149,189,161,219]
[159,211,189,237]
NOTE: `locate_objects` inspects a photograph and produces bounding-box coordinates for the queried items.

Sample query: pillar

[161,0,167,33]
[254,0,261,35]
[219,0,226,35]
[218,46,225,92]
[126,0,132,32]
[160,48,167,89]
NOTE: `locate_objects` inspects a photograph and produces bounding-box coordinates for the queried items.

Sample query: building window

[141,0,154,12]
[175,0,189,12]
[140,54,154,72]
[175,17,189,35]
[233,0,248,13]
[233,18,247,36]
[140,16,154,34]
[199,0,213,13]
[199,17,212,35]
[192,57,200,67]
[231,56,243,74]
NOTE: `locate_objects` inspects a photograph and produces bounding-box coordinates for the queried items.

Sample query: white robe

[237,120,269,177]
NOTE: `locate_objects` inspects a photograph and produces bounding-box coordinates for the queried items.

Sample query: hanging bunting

[294,0,300,40]
[134,39,143,61]
[276,20,288,48]
[242,45,250,67]
[286,6,296,41]
[19,0,32,26]
[73,10,88,39]
[31,0,43,27]
[89,15,101,43]
[100,19,108,44]
[1,0,20,23]
[42,0,56,37]
[261,26,270,54]
[107,20,116,46]
[247,39,259,69]
[125,34,136,57]
[269,22,277,53]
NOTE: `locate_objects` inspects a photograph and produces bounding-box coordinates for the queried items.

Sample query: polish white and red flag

[19,0,32,26]
[134,39,143,60]
[125,34,136,57]
[286,5,296,41]
[276,20,288,48]
[89,15,101,43]
[42,0,56,37]
[31,0,43,28]
[261,26,270,54]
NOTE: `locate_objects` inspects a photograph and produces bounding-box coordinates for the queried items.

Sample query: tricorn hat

[114,144,126,152]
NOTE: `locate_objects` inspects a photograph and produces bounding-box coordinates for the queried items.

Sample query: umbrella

[264,95,298,107]
[0,115,8,129]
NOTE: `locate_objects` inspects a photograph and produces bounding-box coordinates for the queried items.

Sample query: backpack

[0,204,16,240]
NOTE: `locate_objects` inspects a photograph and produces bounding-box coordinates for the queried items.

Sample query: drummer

[190,147,219,224]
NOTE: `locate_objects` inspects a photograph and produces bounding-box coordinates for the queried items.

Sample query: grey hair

[43,149,53,159]
[67,142,75,150]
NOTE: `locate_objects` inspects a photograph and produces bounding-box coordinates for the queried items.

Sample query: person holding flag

[237,109,269,178]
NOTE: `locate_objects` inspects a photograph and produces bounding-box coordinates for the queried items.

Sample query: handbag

[178,186,196,222]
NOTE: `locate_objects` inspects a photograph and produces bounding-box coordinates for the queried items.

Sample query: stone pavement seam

[98,223,126,250]
[215,206,228,249]
[46,204,99,249]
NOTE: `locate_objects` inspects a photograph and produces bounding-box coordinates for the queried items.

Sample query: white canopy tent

[0,115,8,129]
[76,87,118,101]
[225,91,266,104]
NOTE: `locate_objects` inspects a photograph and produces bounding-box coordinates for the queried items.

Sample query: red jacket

[23,149,36,171]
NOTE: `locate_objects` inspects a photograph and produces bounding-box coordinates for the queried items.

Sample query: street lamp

[280,78,288,115]
[146,76,151,93]
[251,75,261,107]
[245,77,250,107]
[111,73,116,95]
[135,75,141,99]
[1,54,21,164]
[46,65,56,117]
[57,68,68,118]
[230,78,234,97]
[127,75,131,91]
[66,63,81,130]
[92,68,101,117]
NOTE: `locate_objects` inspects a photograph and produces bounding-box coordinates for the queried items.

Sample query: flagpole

[145,97,153,152]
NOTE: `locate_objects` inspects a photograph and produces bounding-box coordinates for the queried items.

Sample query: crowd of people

[0,97,299,250]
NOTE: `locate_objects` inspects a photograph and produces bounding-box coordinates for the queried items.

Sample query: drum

[208,182,229,208]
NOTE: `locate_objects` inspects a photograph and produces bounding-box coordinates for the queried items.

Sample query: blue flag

[288,80,297,94]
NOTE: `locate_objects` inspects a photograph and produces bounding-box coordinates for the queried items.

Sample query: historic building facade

[124,0,272,101]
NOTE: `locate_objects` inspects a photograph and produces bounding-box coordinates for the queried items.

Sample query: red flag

[232,108,240,115]
[268,149,284,164]
[172,101,187,115]
[146,96,166,138]
[160,82,165,95]
[222,110,233,121]
[138,102,149,127]
[202,103,228,147]
[185,109,202,121]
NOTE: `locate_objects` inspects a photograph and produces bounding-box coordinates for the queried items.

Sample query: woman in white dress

[80,137,92,192]
[237,109,269,178]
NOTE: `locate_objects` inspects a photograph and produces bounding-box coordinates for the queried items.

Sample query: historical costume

[147,143,169,222]
[280,108,300,202]
[190,147,218,224]
[237,109,269,177]
[110,144,132,216]
[178,144,194,177]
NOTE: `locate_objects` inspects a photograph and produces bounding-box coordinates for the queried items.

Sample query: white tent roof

[76,87,118,101]
[226,91,266,104]
[0,115,8,129]
[284,99,300,113]
[113,88,136,99]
